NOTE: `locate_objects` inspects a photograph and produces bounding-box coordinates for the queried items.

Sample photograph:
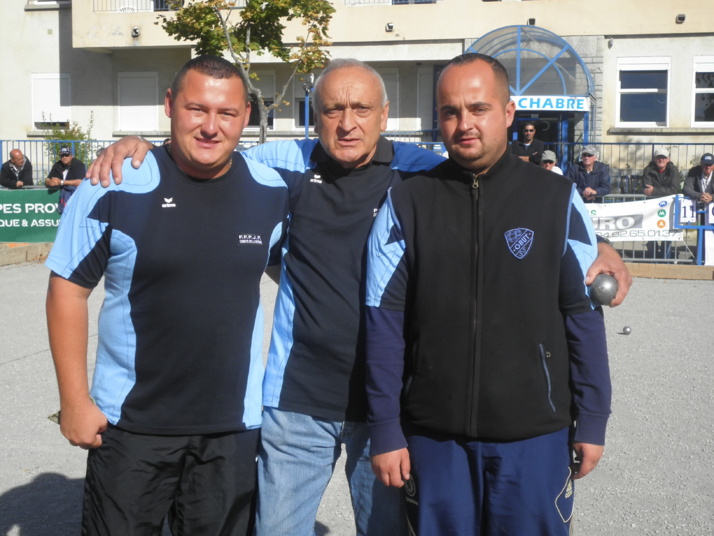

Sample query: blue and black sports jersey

[245,138,445,421]
[46,147,288,435]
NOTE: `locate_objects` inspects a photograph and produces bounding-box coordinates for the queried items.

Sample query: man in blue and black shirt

[46,56,288,536]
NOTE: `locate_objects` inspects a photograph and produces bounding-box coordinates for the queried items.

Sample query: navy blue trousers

[404,427,573,536]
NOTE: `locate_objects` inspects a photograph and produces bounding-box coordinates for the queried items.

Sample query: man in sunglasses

[510,121,545,165]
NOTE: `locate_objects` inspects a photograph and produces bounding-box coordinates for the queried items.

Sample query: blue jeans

[255,407,405,536]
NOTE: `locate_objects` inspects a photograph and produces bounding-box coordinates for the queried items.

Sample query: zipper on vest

[539,344,557,413]
[468,173,482,436]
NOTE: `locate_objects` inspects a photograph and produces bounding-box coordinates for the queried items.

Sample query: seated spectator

[683,153,714,207]
[0,149,33,189]
[510,121,545,165]
[540,150,563,175]
[643,148,680,260]
[682,153,714,263]
[45,146,86,214]
[566,145,611,202]
[643,148,679,197]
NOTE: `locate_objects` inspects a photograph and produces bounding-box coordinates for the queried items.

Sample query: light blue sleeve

[365,190,408,310]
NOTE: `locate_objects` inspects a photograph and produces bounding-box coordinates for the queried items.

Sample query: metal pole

[304,89,310,140]
[303,73,314,140]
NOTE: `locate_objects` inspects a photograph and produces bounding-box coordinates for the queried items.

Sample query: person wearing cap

[510,121,545,165]
[45,146,86,214]
[0,149,33,189]
[566,145,611,202]
[540,149,563,175]
[642,148,679,198]
[683,153,714,207]
[642,148,680,259]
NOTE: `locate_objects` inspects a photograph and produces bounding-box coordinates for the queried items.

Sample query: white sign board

[512,95,591,112]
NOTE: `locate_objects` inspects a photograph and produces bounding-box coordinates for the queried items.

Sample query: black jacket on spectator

[0,159,33,189]
[510,138,545,165]
[642,161,679,197]
[682,165,714,204]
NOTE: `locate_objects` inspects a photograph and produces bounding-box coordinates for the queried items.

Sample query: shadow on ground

[0,473,83,535]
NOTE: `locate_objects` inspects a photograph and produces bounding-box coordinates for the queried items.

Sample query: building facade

[2,0,713,167]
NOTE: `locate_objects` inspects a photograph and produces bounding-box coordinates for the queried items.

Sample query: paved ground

[1,260,712,535]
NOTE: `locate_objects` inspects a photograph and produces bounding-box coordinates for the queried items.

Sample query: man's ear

[380,102,390,133]
[505,99,516,128]
[243,102,252,128]
[164,89,174,118]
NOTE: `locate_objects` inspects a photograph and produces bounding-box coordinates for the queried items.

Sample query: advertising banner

[587,195,683,242]
[0,188,60,242]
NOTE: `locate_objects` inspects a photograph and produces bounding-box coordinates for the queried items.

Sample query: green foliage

[157,0,334,142]
[159,0,332,71]
[43,113,95,166]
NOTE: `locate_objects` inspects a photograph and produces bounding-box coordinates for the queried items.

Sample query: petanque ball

[589,274,618,306]
[623,326,632,335]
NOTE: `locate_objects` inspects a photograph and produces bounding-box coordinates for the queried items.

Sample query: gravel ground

[0,261,711,535]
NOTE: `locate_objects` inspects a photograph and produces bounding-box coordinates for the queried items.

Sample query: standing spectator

[45,55,288,536]
[643,147,680,259]
[510,121,545,164]
[682,152,714,206]
[45,146,86,214]
[365,52,610,535]
[0,149,33,189]
[567,145,611,202]
[643,147,679,197]
[541,149,563,175]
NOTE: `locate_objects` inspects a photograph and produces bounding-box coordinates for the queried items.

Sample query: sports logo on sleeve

[504,228,534,259]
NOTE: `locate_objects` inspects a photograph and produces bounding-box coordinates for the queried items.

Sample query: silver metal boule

[623,326,632,335]
[589,273,618,306]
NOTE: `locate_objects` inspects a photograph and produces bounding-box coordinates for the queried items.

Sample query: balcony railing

[93,0,248,11]
[345,0,437,5]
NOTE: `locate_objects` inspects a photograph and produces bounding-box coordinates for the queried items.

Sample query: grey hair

[312,58,389,109]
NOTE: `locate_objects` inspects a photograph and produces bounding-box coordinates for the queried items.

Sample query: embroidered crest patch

[504,228,534,259]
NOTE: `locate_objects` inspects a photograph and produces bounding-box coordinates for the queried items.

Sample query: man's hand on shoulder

[87,136,154,188]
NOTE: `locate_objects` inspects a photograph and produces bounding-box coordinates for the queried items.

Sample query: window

[118,72,158,132]
[693,57,714,126]
[616,58,670,127]
[296,98,315,128]
[32,73,71,128]
[416,66,435,132]
[26,0,71,6]
[248,99,274,129]
[377,69,400,131]
[246,72,275,130]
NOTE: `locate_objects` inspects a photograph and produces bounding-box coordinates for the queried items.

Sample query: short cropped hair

[441,53,511,104]
[312,58,388,110]
[170,55,248,103]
